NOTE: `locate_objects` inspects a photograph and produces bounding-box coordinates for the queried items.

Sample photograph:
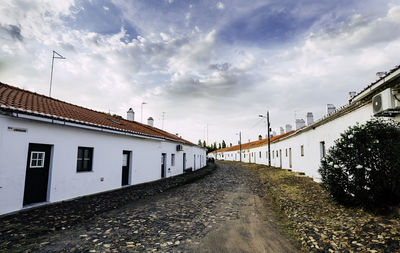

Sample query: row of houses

[0,82,206,215]
[209,65,400,181]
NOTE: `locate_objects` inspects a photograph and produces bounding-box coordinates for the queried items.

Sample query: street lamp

[259,111,271,166]
[141,102,147,123]
[236,131,242,162]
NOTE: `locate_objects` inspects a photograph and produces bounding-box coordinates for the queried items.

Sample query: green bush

[319,118,400,211]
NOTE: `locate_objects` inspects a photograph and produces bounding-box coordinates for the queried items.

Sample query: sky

[1,0,400,146]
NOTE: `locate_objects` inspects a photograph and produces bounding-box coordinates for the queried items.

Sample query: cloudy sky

[1,0,400,145]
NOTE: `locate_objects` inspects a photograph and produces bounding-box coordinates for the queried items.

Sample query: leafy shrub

[319,118,400,211]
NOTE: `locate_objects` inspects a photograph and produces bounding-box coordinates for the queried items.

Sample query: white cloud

[1,1,400,146]
[216,2,225,10]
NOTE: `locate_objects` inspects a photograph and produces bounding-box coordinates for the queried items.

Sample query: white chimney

[306,112,314,125]
[327,104,336,115]
[348,91,356,102]
[127,108,135,121]
[280,127,284,135]
[285,124,292,133]
[295,119,305,129]
[376,72,387,80]
[258,135,262,140]
[147,117,154,127]
[272,131,276,137]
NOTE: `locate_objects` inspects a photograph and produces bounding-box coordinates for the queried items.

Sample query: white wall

[269,104,375,180]
[214,102,399,181]
[0,115,206,215]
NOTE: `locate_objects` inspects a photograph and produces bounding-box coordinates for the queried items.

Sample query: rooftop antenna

[161,112,166,130]
[49,50,66,97]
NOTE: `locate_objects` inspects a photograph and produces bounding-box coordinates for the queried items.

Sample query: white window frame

[30,151,45,168]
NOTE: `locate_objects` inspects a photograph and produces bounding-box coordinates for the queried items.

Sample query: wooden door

[122,151,130,186]
[161,153,166,178]
[23,143,52,205]
[183,153,186,171]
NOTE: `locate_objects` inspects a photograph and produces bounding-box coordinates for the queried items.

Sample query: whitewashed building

[212,65,400,181]
[0,82,206,215]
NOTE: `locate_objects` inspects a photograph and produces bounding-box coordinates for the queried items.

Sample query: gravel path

[7,162,299,252]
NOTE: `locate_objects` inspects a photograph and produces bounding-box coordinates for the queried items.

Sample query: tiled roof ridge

[0,82,195,145]
[0,82,118,117]
[213,130,296,153]
[351,64,400,101]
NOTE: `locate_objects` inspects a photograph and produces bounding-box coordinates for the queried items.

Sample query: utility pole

[239,131,242,162]
[267,111,271,166]
[141,102,147,123]
[49,50,66,97]
[161,112,166,130]
[259,110,272,166]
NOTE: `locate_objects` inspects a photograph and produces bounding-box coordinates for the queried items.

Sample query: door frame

[23,143,53,206]
[161,153,167,178]
[122,150,131,186]
[183,153,186,172]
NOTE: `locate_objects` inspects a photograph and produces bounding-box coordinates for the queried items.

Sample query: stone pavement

[1,162,299,252]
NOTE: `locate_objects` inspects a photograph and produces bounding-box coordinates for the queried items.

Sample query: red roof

[212,130,296,153]
[0,82,194,145]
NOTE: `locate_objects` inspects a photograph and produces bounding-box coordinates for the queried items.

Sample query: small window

[320,141,326,159]
[171,154,175,166]
[285,149,288,157]
[30,151,45,168]
[272,151,274,158]
[276,150,278,157]
[301,145,304,157]
[77,147,93,172]
[259,151,262,158]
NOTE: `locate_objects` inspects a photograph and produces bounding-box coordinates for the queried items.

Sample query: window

[301,145,304,157]
[320,141,326,159]
[30,152,45,168]
[171,154,175,166]
[272,150,274,158]
[285,149,288,157]
[276,150,278,157]
[259,151,262,158]
[77,147,93,172]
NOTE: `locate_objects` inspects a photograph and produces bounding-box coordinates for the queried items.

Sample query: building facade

[211,65,400,181]
[0,83,206,215]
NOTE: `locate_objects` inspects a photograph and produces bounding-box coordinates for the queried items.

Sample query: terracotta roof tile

[213,131,296,153]
[0,82,194,145]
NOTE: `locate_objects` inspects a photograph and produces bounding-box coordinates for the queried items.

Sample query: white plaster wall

[269,103,377,180]
[0,115,206,215]
[216,102,399,181]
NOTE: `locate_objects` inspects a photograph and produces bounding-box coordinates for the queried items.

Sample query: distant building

[210,65,400,181]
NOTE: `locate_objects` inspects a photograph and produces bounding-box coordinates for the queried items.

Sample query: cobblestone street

[3,162,299,252]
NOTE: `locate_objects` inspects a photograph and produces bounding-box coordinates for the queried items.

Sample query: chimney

[230,143,232,147]
[295,119,305,129]
[127,108,135,121]
[258,135,262,140]
[306,112,314,125]
[272,131,276,137]
[326,104,336,115]
[348,91,356,102]
[280,127,284,135]
[147,117,154,127]
[285,124,292,133]
[376,72,387,80]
